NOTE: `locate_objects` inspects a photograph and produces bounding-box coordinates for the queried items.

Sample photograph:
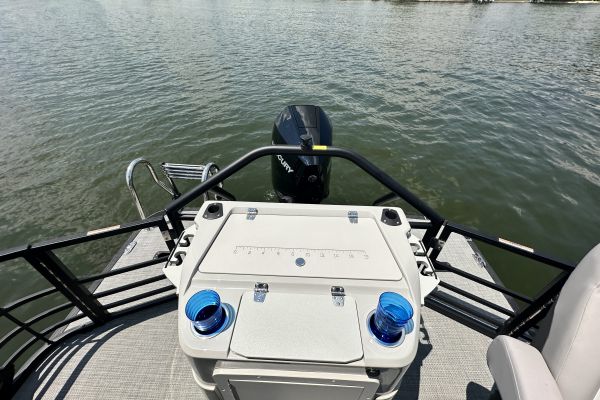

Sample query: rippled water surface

[0,1,599,308]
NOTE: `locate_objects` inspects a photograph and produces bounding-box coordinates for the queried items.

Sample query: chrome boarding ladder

[126,158,231,219]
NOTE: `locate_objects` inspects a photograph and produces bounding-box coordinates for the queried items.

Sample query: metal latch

[247,208,258,220]
[348,211,358,224]
[331,286,345,306]
[254,282,268,302]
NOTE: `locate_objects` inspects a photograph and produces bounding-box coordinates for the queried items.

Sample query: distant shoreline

[411,0,599,3]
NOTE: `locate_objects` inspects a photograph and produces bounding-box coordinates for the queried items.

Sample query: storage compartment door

[213,363,379,400]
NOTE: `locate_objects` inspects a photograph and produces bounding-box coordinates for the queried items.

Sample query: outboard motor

[271,105,332,203]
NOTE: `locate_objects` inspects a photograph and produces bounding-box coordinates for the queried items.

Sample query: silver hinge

[348,211,358,224]
[247,208,258,220]
[254,282,268,302]
[331,286,345,306]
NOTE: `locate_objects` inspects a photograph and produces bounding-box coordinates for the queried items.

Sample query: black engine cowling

[271,105,332,203]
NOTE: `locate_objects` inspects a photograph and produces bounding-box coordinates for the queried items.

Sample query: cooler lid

[230,292,364,364]
[199,213,402,281]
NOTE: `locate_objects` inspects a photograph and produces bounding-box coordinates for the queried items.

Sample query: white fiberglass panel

[230,292,363,363]
[198,213,402,281]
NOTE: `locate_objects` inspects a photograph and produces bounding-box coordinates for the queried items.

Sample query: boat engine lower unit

[163,201,440,400]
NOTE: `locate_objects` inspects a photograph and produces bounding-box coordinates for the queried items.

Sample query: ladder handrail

[126,158,178,219]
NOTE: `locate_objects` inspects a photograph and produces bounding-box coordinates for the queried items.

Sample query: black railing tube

[0,215,166,267]
[39,313,88,337]
[94,275,167,299]
[77,256,168,284]
[164,145,445,234]
[3,287,59,313]
[425,294,498,338]
[446,221,575,271]
[2,336,40,371]
[433,260,534,304]
[437,281,516,317]
[103,285,175,310]
[165,210,185,238]
[427,222,451,261]
[497,270,570,337]
[0,302,73,350]
[0,310,52,347]
[156,214,176,251]
[0,245,28,263]
[30,214,165,252]
[0,364,14,399]
[24,250,109,325]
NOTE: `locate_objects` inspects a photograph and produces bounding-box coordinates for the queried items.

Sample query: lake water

[0,0,599,344]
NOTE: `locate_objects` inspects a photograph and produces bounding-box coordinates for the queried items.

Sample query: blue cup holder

[368,292,414,347]
[185,290,230,337]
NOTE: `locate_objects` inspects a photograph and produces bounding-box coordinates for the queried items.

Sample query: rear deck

[15,227,509,399]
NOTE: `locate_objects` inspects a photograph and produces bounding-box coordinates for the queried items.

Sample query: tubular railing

[163,145,446,243]
[0,144,576,396]
[161,144,575,337]
[0,214,178,397]
[425,221,573,338]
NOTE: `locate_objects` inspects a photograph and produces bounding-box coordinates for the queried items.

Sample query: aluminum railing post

[165,209,185,237]
[425,222,449,259]
[157,215,176,251]
[24,249,109,325]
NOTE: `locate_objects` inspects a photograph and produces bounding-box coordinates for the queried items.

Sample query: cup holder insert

[190,303,234,339]
[367,310,407,347]
[367,291,415,347]
[186,289,233,338]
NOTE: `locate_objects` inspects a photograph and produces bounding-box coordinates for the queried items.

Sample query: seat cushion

[487,335,562,400]
[541,243,600,400]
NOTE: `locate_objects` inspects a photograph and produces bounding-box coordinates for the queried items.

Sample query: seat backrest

[541,243,600,400]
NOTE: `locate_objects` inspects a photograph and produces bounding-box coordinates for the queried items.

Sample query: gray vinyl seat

[487,243,600,400]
